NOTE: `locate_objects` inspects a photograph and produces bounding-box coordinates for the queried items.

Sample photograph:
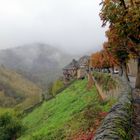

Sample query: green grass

[0,107,13,115]
[19,79,114,140]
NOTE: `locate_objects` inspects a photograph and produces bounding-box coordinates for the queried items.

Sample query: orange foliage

[90,49,116,69]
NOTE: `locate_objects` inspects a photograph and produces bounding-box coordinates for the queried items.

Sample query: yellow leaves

[104,0,110,4]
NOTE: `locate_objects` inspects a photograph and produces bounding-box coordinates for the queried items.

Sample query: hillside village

[63,56,89,82]
[0,50,138,140]
[0,0,140,139]
[63,56,138,82]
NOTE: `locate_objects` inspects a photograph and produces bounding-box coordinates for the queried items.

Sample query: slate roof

[78,55,89,67]
[63,56,90,70]
[63,59,79,70]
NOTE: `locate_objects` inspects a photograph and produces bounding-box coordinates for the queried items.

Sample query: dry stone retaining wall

[93,78,132,140]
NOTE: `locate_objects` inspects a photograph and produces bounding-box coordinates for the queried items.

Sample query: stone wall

[94,77,122,100]
[93,78,132,140]
[93,73,123,100]
[127,59,137,77]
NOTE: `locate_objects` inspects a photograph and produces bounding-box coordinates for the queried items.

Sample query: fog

[0,0,107,54]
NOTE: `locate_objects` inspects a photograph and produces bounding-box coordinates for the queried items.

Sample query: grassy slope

[19,79,114,140]
[0,67,42,110]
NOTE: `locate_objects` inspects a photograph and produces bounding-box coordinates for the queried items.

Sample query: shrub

[0,111,24,140]
[52,79,64,96]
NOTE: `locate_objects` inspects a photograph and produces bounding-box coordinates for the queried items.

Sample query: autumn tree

[103,28,130,80]
[90,49,116,72]
[100,0,140,87]
[51,79,64,96]
[90,52,102,70]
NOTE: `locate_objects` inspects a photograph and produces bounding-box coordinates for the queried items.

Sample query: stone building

[77,56,90,79]
[63,56,90,82]
[63,59,79,82]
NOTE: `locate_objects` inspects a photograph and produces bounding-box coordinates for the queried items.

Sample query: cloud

[0,0,107,53]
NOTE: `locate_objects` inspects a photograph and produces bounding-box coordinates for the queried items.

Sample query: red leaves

[99,112,108,118]
[72,130,95,140]
[71,112,108,140]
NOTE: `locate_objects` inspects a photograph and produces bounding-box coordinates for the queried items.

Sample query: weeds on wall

[93,72,118,92]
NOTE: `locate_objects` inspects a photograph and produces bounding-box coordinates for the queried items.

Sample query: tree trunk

[122,62,130,81]
[119,66,123,76]
[120,0,127,9]
[12,135,16,140]
[106,67,110,73]
[112,66,114,74]
[135,58,140,88]
[130,0,134,6]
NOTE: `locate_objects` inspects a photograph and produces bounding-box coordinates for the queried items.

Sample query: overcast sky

[0,0,107,54]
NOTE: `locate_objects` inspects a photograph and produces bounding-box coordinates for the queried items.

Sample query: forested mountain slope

[0,43,76,89]
[0,66,42,110]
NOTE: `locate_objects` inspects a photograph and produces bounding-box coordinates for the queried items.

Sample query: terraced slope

[19,79,114,140]
[0,67,42,110]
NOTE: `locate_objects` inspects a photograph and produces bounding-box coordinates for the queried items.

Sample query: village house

[63,59,79,82]
[63,56,90,82]
[77,56,90,79]
[63,56,138,84]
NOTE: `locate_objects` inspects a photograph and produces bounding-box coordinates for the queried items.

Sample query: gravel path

[129,76,136,89]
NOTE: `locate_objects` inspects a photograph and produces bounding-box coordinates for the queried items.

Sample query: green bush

[52,79,64,96]
[0,111,24,140]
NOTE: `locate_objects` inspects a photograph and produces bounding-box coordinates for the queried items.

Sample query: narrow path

[129,76,136,89]
[129,76,140,139]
